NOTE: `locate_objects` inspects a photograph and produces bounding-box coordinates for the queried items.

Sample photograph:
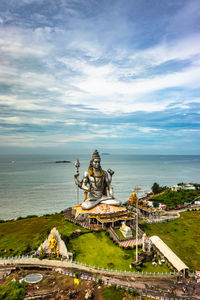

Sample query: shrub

[26,215,38,219]
[107,263,114,268]
[132,289,137,296]
[135,266,141,272]
[125,246,132,250]
[75,272,79,278]
[39,254,46,260]
[123,254,130,260]
[98,278,103,284]
[0,281,27,300]
[111,284,117,289]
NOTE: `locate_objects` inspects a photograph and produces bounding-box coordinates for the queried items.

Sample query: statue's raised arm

[74,150,121,210]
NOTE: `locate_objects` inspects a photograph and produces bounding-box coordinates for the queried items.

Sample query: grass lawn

[0,213,89,257]
[68,231,170,273]
[140,211,200,271]
[102,286,125,300]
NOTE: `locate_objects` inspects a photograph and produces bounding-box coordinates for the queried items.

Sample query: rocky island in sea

[55,160,71,163]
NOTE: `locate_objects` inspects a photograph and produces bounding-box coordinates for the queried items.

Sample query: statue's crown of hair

[91,149,100,160]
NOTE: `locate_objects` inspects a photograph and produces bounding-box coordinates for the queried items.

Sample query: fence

[147,215,180,224]
[72,260,177,277]
[0,255,177,277]
[63,212,91,230]
[130,224,144,237]
[108,227,122,242]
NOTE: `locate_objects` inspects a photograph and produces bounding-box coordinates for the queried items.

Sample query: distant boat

[102,153,110,155]
[55,160,71,163]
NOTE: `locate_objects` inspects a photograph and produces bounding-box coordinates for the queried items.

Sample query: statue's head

[89,149,101,170]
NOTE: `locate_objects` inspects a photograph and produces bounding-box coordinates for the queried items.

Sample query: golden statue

[128,192,138,205]
[40,245,43,255]
[49,232,57,255]
[57,246,60,258]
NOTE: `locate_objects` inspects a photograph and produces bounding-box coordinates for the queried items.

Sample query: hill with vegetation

[151,189,200,209]
[0,213,170,273]
[141,210,200,270]
[0,211,199,272]
[0,213,89,258]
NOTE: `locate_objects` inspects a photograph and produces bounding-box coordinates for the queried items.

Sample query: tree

[152,182,168,195]
[152,182,160,194]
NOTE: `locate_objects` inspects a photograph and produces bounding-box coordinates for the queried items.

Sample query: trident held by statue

[75,159,80,204]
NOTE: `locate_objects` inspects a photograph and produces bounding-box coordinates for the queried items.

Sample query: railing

[0,255,177,277]
[72,260,177,277]
[130,224,144,238]
[63,213,91,230]
[146,215,180,224]
[108,227,136,243]
[0,255,33,260]
[108,227,122,242]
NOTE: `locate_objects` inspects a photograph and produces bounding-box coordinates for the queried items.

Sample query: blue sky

[0,0,200,154]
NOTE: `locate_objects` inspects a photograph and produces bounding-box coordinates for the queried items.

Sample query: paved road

[1,258,200,299]
[0,257,173,278]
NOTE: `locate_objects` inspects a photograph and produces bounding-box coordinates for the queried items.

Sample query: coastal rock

[37,227,69,259]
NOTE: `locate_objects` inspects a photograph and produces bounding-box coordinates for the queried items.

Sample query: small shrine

[120,222,133,239]
[37,227,72,259]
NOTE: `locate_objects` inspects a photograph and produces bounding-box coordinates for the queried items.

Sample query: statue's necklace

[89,167,104,187]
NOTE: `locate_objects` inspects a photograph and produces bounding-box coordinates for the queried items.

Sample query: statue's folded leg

[101,199,121,206]
[81,199,102,210]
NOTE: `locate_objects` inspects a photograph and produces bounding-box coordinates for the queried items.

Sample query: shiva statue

[74,150,121,210]
[49,232,57,255]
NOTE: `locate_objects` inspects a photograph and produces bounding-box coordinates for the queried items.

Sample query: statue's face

[92,158,101,169]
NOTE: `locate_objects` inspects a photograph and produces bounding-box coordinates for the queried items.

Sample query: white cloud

[130,34,200,68]
[0,1,199,153]
[1,20,200,116]
[0,96,64,113]
[0,116,56,125]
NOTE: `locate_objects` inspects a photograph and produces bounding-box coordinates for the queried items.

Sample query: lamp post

[75,159,80,204]
[134,186,139,263]
[136,194,138,263]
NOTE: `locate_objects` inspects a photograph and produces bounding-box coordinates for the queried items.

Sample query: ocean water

[0,154,200,220]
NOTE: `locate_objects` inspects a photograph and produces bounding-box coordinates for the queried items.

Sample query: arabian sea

[0,154,200,220]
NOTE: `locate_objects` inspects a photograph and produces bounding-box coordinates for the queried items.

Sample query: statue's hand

[107,168,114,176]
[74,172,79,179]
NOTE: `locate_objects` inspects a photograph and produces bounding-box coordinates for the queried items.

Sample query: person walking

[193,285,196,295]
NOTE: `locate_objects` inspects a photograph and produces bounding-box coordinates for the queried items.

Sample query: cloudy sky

[0,0,200,154]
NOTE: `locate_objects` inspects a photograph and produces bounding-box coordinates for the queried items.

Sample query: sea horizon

[1,154,200,220]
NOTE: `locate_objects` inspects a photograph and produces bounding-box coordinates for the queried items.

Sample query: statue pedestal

[65,202,136,229]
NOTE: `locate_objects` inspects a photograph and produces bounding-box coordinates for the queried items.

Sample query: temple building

[126,192,162,219]
[71,203,135,229]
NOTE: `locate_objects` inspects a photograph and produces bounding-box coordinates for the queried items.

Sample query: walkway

[119,238,142,247]
[0,257,173,278]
